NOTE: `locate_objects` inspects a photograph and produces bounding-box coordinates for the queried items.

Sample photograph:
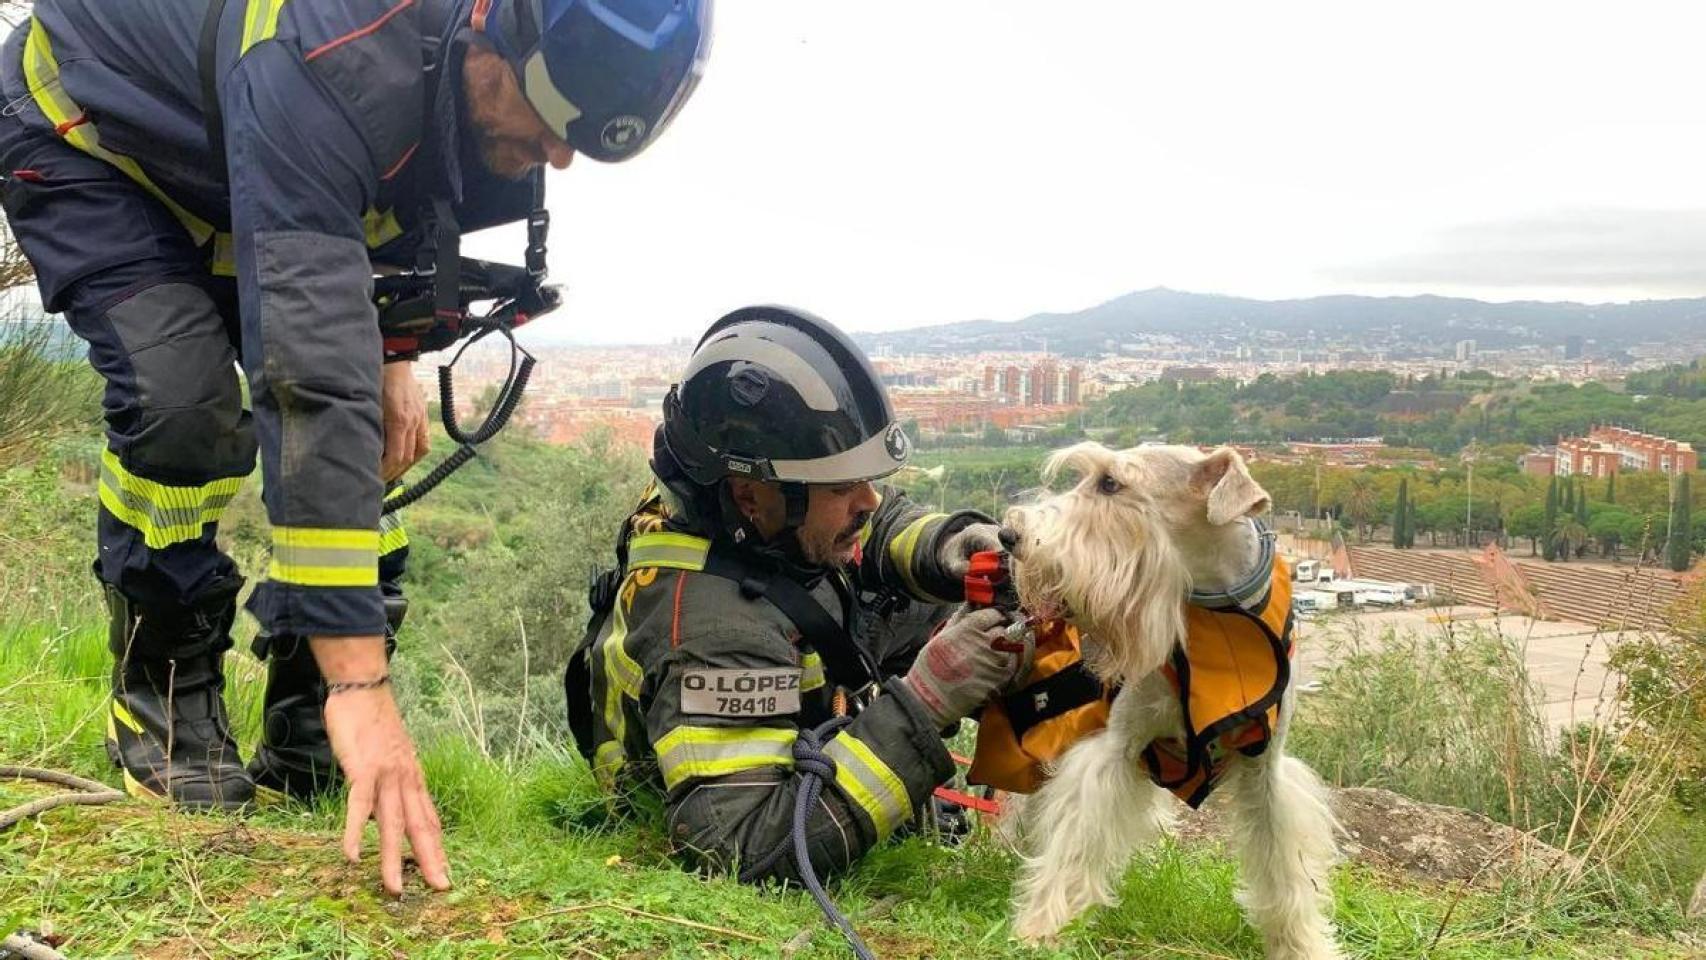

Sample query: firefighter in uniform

[571,306,1033,882]
[0,0,711,893]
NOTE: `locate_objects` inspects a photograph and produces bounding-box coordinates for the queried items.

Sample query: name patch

[680,668,802,717]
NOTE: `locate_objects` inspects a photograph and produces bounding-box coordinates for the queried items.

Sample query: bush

[1292,618,1706,911]
[0,321,98,473]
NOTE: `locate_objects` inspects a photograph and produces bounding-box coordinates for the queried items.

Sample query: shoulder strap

[702,549,878,692]
[199,0,231,172]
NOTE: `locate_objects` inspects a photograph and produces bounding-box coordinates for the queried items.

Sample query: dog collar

[1187,519,1277,613]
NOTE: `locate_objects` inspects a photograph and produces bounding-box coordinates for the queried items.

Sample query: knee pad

[103,283,256,482]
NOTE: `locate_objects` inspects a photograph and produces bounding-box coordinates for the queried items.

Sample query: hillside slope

[1,624,1696,960]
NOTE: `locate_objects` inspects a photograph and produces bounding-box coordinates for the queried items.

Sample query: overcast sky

[466,1,1706,344]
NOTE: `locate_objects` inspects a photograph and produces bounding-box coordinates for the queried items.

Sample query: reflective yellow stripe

[378,510,408,556]
[888,513,949,603]
[364,208,404,248]
[628,532,710,571]
[211,233,237,277]
[97,449,242,549]
[824,732,912,839]
[655,725,795,789]
[22,18,215,246]
[379,488,409,556]
[112,701,144,735]
[269,527,379,588]
[596,597,643,788]
[241,0,290,54]
[593,740,625,786]
[800,652,826,692]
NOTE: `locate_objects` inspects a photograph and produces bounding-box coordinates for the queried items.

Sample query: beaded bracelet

[326,674,391,696]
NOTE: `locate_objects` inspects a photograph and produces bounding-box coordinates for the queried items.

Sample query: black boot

[249,595,405,802]
[104,576,254,812]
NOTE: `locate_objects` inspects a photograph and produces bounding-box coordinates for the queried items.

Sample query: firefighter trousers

[0,113,407,627]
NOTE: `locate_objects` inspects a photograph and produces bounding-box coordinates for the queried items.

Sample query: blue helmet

[474,0,713,163]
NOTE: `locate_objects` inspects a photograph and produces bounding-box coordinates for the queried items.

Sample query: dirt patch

[1175,785,1578,885]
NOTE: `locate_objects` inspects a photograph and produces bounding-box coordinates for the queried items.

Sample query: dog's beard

[1007,497,1189,686]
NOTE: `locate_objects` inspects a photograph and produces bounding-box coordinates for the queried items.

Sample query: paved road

[1292,604,1643,730]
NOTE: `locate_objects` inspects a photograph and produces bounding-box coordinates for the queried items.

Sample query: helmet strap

[781,482,809,530]
[469,0,541,64]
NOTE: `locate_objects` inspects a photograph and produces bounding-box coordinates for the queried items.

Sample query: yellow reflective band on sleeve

[595,595,645,788]
[21,19,216,246]
[97,449,242,549]
[888,513,950,604]
[593,740,626,788]
[268,527,379,588]
[627,532,710,571]
[800,652,826,692]
[824,732,913,839]
[654,725,796,790]
[241,0,291,54]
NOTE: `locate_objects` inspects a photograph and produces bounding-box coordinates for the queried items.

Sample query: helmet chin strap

[717,480,815,561]
[781,482,809,530]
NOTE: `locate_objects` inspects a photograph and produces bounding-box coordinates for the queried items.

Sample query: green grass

[4,438,1702,957]
[3,619,1699,959]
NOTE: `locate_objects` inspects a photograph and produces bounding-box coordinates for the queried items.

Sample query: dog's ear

[1197,447,1271,525]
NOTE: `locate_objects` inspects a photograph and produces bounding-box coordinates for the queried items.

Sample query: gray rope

[739,717,877,960]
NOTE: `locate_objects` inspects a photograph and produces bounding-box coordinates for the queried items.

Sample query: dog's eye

[1096,474,1123,495]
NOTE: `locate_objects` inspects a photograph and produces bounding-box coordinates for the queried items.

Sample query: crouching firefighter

[567,306,1033,885]
[0,0,711,895]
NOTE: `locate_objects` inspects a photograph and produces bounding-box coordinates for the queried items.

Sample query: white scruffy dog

[1002,442,1341,960]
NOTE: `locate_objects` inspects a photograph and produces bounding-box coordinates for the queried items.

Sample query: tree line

[1253,457,1702,571]
[1087,367,1706,456]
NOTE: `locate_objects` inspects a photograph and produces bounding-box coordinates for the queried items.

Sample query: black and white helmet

[661,305,911,489]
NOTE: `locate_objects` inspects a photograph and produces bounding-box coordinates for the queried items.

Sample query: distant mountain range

[856,288,1706,356]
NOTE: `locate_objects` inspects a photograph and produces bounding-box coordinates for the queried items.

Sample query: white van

[1293,590,1346,617]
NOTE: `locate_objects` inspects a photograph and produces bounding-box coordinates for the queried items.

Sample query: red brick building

[1554,426,1698,478]
[982,362,1084,406]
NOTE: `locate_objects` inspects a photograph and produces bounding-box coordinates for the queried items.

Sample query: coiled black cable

[383,314,535,514]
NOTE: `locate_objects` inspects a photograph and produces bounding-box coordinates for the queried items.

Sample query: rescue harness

[197,0,560,513]
[568,517,889,960]
[969,526,1296,810]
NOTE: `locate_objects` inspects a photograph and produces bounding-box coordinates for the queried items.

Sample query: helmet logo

[601,116,648,153]
[885,425,910,462]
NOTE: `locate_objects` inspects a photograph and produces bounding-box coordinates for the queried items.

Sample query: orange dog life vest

[969,556,1294,809]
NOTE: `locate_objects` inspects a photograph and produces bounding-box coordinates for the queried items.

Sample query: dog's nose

[998,525,1019,551]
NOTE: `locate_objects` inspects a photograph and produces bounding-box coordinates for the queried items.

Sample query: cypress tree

[1543,476,1558,561]
[1669,474,1693,572]
[1563,480,1575,517]
[1605,471,1616,505]
[1393,478,1409,548]
[1575,481,1590,558]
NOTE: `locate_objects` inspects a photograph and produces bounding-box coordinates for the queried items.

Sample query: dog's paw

[1263,937,1344,960]
[1010,912,1064,947]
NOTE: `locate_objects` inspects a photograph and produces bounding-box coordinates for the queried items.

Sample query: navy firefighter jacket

[0,0,536,636]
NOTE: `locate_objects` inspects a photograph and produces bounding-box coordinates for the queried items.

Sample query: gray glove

[902,607,1034,728]
[936,522,1006,582]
